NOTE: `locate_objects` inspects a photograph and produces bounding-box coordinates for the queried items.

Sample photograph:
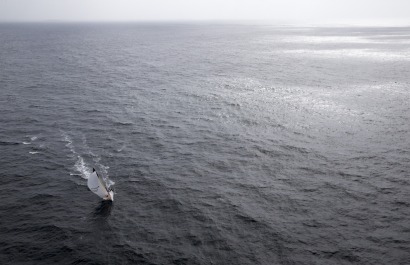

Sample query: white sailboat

[87,168,114,201]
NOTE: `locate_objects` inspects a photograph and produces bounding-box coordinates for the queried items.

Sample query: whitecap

[117,144,126,152]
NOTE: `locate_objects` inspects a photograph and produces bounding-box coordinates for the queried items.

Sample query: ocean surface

[0,23,409,265]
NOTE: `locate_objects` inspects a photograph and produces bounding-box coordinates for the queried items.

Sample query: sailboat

[87,168,114,201]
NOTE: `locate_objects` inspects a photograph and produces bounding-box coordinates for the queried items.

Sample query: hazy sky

[0,0,409,24]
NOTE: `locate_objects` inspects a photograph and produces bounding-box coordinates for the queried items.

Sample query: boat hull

[103,191,114,201]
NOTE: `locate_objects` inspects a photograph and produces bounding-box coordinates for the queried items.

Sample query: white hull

[88,171,114,201]
[104,191,114,201]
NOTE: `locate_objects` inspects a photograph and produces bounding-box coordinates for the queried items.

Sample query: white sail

[87,171,111,200]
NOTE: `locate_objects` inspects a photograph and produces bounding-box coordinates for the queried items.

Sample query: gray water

[0,23,409,265]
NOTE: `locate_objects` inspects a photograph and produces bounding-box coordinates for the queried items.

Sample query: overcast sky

[0,0,409,24]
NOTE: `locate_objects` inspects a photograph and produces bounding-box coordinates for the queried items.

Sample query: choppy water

[0,23,409,265]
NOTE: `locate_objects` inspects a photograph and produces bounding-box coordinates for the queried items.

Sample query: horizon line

[0,19,409,27]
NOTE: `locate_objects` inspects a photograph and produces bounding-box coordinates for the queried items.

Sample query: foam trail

[82,134,100,163]
[62,131,76,155]
[81,134,114,187]
[61,131,91,179]
[105,179,115,187]
[75,155,91,179]
[61,131,113,186]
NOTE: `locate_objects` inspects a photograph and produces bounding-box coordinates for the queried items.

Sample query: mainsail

[87,170,112,200]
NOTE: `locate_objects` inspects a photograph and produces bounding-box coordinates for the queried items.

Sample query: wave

[0,141,19,146]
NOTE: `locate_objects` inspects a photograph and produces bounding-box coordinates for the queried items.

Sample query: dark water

[0,23,409,265]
